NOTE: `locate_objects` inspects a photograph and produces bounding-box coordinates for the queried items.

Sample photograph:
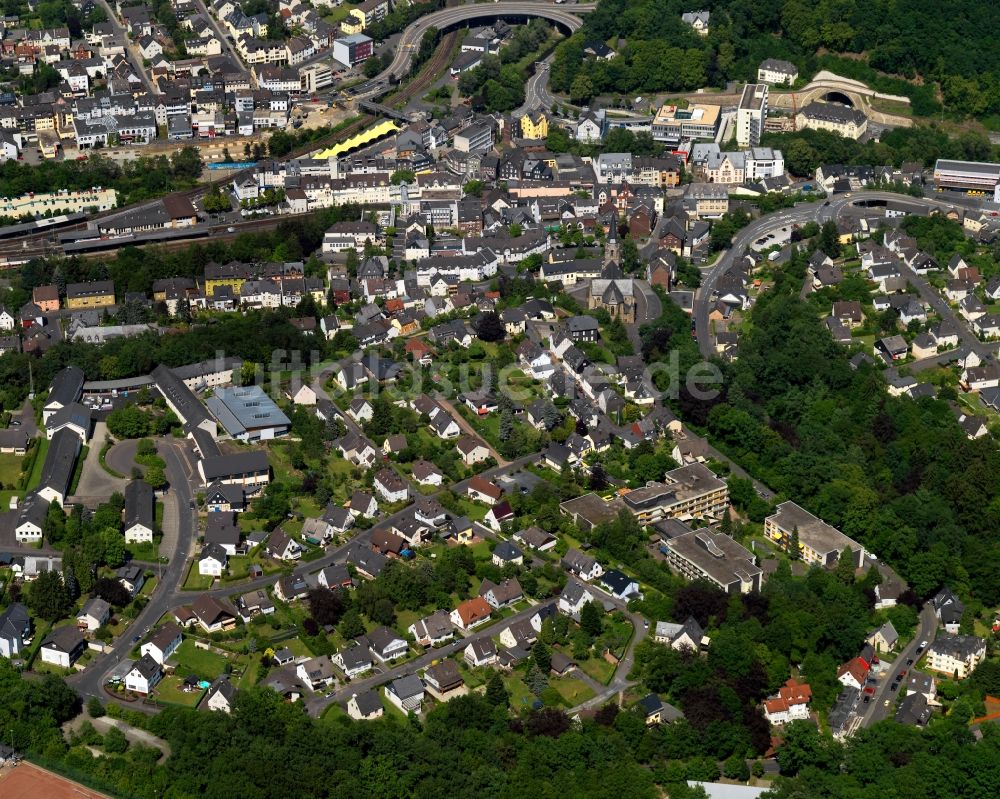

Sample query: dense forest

[550,0,1000,120]
[698,248,1000,606]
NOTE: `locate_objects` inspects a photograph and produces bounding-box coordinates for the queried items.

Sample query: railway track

[383,28,460,108]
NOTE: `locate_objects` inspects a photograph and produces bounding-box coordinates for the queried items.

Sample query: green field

[503,675,535,708]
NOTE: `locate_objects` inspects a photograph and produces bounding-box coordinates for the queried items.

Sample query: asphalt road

[858,603,937,727]
[94,0,155,96]
[355,2,595,98]
[516,54,556,114]
[194,0,247,79]
[69,440,197,703]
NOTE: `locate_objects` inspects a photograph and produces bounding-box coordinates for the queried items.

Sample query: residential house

[360,626,408,662]
[558,580,596,618]
[266,528,302,561]
[926,634,986,679]
[76,597,111,632]
[491,541,523,568]
[205,677,236,713]
[347,690,384,720]
[373,468,409,503]
[654,617,706,652]
[600,569,641,600]
[334,643,374,678]
[561,548,604,582]
[763,678,812,725]
[385,674,424,714]
[140,623,183,665]
[297,655,336,690]
[408,610,455,647]
[198,543,228,577]
[39,626,85,668]
[464,637,498,667]
[866,621,899,654]
[479,577,523,609]
[125,654,163,695]
[467,474,503,504]
[450,597,492,631]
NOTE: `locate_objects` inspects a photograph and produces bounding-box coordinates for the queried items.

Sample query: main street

[93,0,155,96]
[193,0,250,82]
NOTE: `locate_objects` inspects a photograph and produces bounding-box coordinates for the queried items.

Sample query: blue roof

[205,385,290,437]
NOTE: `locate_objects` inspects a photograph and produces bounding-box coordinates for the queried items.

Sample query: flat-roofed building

[764,501,866,568]
[933,159,1000,199]
[736,83,768,148]
[658,523,762,594]
[205,385,290,442]
[621,462,728,524]
[651,103,721,144]
[559,492,627,532]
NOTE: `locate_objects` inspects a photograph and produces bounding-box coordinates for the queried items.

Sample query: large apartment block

[657,522,762,594]
[621,462,728,524]
[736,83,768,148]
[764,501,866,568]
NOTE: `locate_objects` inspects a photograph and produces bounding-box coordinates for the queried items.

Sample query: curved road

[363,1,595,93]
[68,439,197,705]
[694,191,993,360]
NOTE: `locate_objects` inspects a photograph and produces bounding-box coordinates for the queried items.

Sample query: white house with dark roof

[125,654,163,695]
[124,479,154,543]
[141,623,183,665]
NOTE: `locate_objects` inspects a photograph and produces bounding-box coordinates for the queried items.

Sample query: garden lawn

[154,675,206,708]
[503,675,535,709]
[578,656,616,684]
[181,562,215,591]
[551,676,595,706]
[172,639,229,679]
[0,453,24,487]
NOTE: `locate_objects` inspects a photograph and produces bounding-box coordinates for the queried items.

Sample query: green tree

[106,406,151,438]
[580,600,603,637]
[338,608,366,640]
[532,639,552,673]
[102,725,129,754]
[570,73,594,104]
[144,464,167,491]
[29,570,73,621]
[788,525,800,560]
[485,673,509,707]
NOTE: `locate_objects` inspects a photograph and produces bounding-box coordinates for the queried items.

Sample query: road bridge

[353,1,595,99]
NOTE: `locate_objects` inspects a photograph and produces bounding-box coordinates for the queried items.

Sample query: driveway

[105,439,140,477]
[72,422,127,502]
[9,399,38,439]
[435,396,509,466]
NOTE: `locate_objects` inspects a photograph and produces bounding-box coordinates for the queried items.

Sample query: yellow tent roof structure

[314,119,400,159]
